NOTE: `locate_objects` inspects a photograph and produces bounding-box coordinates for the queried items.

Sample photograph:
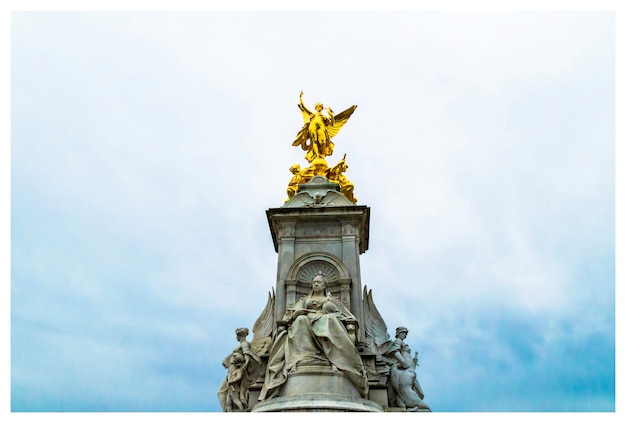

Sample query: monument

[217,92,431,412]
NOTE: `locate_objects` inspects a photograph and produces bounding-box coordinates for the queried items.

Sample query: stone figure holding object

[363,287,431,412]
[217,327,262,411]
[385,327,430,411]
[259,271,368,400]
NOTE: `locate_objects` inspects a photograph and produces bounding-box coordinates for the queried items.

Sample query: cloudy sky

[7,2,618,415]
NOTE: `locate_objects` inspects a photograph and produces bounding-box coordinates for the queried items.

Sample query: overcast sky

[7,2,620,416]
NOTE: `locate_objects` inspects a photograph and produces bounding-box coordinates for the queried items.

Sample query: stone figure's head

[311,271,328,294]
[235,327,249,340]
[395,327,409,339]
[231,351,245,367]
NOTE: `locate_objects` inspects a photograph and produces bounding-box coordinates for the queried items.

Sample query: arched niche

[283,253,352,310]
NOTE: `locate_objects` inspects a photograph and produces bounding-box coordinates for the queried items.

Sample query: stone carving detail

[277,224,295,238]
[297,261,339,285]
[363,287,431,411]
[251,290,276,356]
[217,285,432,412]
[217,328,263,412]
[282,177,356,208]
[258,272,368,400]
[384,327,430,411]
[342,222,358,236]
[296,224,341,238]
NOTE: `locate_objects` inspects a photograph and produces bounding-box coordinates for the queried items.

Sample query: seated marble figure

[259,272,368,400]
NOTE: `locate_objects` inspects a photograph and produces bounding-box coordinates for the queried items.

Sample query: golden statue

[285,93,358,204]
[285,164,313,202]
[292,91,357,163]
[328,154,357,203]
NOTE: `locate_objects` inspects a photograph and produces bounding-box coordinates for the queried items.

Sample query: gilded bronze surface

[286,92,358,204]
[327,154,357,203]
[292,91,357,163]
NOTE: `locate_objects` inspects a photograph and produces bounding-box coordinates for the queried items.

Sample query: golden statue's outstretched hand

[292,91,357,163]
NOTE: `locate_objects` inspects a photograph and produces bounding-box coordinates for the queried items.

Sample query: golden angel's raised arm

[292,91,358,161]
[292,91,314,149]
[298,90,313,123]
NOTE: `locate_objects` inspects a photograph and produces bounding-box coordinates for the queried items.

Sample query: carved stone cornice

[266,206,370,254]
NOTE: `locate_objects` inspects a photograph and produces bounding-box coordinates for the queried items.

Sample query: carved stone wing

[251,289,275,355]
[363,286,392,355]
[326,105,357,138]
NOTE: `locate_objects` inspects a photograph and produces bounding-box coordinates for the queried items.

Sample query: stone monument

[217,92,431,412]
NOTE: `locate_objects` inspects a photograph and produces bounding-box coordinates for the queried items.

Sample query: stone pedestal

[252,361,381,412]
[252,394,383,412]
[243,177,431,413]
[282,362,360,397]
[266,176,370,343]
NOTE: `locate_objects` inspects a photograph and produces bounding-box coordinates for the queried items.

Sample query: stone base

[252,362,382,412]
[252,393,383,412]
[282,363,360,397]
[384,406,432,412]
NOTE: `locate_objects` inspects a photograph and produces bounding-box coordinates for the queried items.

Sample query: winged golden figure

[292,91,357,163]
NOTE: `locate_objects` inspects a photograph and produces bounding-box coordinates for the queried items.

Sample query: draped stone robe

[259,294,368,400]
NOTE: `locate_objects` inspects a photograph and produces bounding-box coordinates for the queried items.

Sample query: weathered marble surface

[259,273,367,401]
[217,177,431,412]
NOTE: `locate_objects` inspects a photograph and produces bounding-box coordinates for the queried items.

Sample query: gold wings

[326,105,357,138]
[291,103,357,150]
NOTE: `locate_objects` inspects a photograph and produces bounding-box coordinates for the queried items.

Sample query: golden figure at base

[284,155,357,204]
[285,164,314,202]
[292,91,357,163]
[328,154,357,203]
